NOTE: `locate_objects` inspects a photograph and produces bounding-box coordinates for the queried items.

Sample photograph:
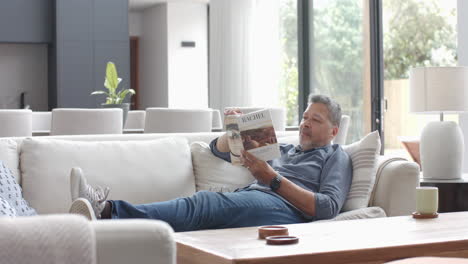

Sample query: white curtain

[209,0,281,112]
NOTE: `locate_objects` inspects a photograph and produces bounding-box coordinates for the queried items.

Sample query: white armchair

[51,108,123,136]
[0,109,32,137]
[124,110,146,131]
[334,115,350,145]
[144,108,213,133]
[211,109,223,130]
[32,111,52,133]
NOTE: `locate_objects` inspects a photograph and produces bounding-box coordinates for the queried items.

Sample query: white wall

[167,2,208,108]
[140,4,168,109]
[138,1,208,109]
[129,11,143,36]
[457,0,468,172]
[0,44,48,110]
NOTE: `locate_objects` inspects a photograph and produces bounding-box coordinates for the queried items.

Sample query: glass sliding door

[310,0,372,143]
[246,0,373,137]
[382,0,457,157]
[279,0,299,126]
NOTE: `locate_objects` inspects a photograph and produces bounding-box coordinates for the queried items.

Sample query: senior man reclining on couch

[69,94,353,232]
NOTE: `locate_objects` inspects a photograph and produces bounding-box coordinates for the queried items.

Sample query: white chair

[0,109,32,137]
[334,115,350,145]
[211,109,223,130]
[224,107,286,131]
[51,108,123,135]
[144,108,213,133]
[124,110,146,131]
[32,111,52,133]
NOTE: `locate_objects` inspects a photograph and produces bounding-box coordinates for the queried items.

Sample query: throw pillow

[341,130,381,212]
[0,160,37,216]
[190,142,254,192]
[0,197,16,217]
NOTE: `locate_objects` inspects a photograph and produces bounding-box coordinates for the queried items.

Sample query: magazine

[225,109,281,165]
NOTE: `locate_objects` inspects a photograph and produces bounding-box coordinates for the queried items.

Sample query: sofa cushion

[315,206,386,223]
[191,142,254,192]
[341,131,381,211]
[332,206,386,221]
[21,137,196,214]
[0,161,37,216]
[0,138,20,183]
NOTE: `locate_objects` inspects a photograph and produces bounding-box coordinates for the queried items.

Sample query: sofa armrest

[92,219,175,264]
[369,156,420,216]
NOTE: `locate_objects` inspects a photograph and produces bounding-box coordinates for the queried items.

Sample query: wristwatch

[270,174,283,192]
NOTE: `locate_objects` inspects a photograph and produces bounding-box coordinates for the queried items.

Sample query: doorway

[130,36,140,110]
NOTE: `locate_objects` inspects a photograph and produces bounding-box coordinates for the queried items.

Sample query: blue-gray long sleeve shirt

[210,138,353,221]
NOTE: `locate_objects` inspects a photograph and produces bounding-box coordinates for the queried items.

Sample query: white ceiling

[129,0,209,11]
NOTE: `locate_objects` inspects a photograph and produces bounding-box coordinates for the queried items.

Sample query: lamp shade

[410,67,468,113]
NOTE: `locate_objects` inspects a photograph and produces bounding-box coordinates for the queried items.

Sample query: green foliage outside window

[313,0,364,143]
[383,0,456,80]
[278,0,456,131]
[279,0,299,126]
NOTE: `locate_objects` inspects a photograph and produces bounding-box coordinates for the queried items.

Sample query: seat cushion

[342,131,381,211]
[332,206,386,221]
[21,137,196,214]
[191,142,254,192]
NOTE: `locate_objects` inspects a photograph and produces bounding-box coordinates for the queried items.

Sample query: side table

[420,174,468,212]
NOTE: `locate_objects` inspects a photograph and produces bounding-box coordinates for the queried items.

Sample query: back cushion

[21,137,195,214]
[0,139,20,183]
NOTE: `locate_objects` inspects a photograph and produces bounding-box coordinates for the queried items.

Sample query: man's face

[299,103,338,151]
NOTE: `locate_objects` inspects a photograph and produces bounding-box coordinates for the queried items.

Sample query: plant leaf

[105,97,114,104]
[105,62,119,91]
[91,90,108,96]
[117,89,135,104]
[104,78,112,90]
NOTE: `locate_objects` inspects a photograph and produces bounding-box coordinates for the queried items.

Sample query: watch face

[270,175,281,191]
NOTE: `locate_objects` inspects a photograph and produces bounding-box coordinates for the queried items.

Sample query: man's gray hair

[308,94,342,127]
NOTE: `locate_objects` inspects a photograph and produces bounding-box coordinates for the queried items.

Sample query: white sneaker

[69,167,110,219]
[69,198,97,220]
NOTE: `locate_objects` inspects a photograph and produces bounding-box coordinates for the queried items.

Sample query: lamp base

[420,121,464,180]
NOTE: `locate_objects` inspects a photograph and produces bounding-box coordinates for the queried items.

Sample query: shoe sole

[69,198,97,220]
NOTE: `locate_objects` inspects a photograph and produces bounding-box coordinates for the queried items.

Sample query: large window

[383,0,457,157]
[279,0,299,126]
[311,0,372,143]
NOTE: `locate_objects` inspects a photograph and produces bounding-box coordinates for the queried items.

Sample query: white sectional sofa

[0,131,420,264]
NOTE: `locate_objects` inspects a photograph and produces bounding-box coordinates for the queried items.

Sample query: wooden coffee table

[175,212,468,264]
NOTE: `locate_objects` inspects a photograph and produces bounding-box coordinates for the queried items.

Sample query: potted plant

[91,61,135,127]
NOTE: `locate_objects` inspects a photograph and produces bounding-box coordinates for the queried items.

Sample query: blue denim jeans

[109,190,307,232]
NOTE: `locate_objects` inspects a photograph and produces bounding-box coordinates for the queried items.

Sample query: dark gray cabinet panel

[50,0,129,108]
[0,0,52,43]
[94,0,129,41]
[57,41,95,107]
[56,0,93,42]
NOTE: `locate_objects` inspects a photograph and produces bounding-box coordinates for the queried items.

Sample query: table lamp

[409,67,468,180]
